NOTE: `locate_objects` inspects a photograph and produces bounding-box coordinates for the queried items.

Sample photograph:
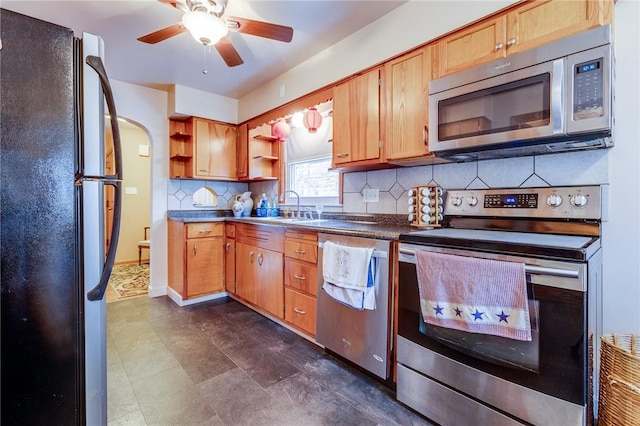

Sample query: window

[288,156,339,205]
[284,104,339,205]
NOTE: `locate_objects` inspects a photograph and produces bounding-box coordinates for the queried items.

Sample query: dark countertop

[167,210,422,240]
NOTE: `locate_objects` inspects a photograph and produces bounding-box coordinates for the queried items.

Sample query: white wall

[169,84,238,124]
[110,80,169,298]
[604,0,640,334]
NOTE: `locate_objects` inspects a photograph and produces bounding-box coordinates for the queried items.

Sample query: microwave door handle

[551,58,565,134]
[85,55,123,302]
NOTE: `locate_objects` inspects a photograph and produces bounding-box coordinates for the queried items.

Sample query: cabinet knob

[294,274,306,280]
[293,307,306,315]
[495,42,503,50]
[336,153,349,158]
[294,249,306,255]
[257,253,264,266]
[507,38,516,46]
[225,243,231,252]
[193,245,197,256]
[249,251,254,263]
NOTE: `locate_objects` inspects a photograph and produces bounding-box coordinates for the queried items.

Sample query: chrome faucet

[281,190,300,218]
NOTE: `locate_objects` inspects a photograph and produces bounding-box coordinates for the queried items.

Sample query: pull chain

[202,45,208,75]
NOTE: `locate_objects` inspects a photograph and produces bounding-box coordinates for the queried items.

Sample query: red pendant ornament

[272,119,291,140]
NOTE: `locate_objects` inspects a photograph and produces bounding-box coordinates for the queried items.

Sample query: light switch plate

[363,188,379,203]
[138,144,150,157]
[125,187,138,195]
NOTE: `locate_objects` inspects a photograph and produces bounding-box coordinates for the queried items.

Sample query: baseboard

[166,287,228,306]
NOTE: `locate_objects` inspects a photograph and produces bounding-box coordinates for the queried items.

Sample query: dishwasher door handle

[318,242,388,259]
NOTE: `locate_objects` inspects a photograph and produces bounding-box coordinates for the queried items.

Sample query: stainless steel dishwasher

[316,233,393,379]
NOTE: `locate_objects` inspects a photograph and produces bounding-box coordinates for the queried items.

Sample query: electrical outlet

[363,188,379,203]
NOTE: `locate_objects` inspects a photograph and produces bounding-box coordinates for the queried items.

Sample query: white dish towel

[322,241,377,310]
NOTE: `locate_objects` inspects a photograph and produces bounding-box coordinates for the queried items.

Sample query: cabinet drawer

[285,288,316,337]
[284,240,318,264]
[225,223,236,239]
[236,223,284,251]
[285,259,317,296]
[186,222,223,239]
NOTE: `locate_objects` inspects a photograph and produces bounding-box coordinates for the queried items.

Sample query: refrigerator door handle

[85,55,123,302]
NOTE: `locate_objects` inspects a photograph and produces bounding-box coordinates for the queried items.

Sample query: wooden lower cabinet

[224,239,235,294]
[168,221,225,300]
[236,242,284,318]
[235,223,285,319]
[284,288,317,336]
[224,223,236,294]
[284,230,318,337]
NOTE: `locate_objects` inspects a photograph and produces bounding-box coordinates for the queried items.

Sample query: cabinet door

[506,0,611,56]
[332,69,381,165]
[256,248,284,319]
[224,239,235,294]
[236,123,249,180]
[385,46,432,161]
[194,118,237,180]
[186,237,224,298]
[235,242,257,304]
[434,16,507,78]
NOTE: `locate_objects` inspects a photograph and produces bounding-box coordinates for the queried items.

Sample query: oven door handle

[398,248,580,279]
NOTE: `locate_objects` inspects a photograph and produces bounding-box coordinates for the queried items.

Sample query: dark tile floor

[107,296,432,425]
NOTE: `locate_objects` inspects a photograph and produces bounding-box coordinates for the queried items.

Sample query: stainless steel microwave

[429,25,613,161]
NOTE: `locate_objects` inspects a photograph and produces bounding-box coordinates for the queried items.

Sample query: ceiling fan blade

[157,0,178,7]
[226,16,293,43]
[157,0,189,12]
[215,37,244,67]
[138,23,186,44]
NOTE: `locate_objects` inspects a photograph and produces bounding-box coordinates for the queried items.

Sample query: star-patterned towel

[415,251,531,341]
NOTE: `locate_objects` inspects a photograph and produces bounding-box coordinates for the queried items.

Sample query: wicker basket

[598,334,640,425]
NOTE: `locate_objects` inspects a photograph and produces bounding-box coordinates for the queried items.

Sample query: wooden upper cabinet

[505,0,612,56]
[434,0,612,79]
[194,117,237,180]
[384,46,432,161]
[434,15,507,79]
[332,68,381,166]
[236,123,249,180]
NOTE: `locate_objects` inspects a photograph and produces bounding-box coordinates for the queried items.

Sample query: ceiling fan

[138,0,294,67]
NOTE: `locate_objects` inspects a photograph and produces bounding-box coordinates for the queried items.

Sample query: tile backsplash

[168,149,609,215]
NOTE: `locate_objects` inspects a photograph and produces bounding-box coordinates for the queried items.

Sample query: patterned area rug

[108,264,149,300]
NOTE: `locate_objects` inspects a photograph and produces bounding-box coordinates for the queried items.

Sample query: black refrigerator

[0,9,122,425]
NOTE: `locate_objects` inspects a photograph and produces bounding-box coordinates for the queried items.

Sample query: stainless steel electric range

[397,185,604,426]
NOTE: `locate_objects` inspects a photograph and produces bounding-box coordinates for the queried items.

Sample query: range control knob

[571,194,588,207]
[546,194,563,208]
[467,196,478,207]
[451,196,463,207]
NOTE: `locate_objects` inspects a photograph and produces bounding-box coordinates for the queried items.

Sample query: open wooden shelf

[252,155,279,161]
[250,176,278,181]
[253,134,280,142]
[171,131,192,139]
[170,154,192,160]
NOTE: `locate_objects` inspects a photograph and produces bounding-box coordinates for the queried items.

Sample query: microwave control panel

[573,58,605,120]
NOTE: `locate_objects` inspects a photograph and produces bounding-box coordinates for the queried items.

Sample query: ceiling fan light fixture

[182,10,229,46]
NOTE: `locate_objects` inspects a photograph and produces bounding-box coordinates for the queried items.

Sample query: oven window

[419,299,540,373]
[437,73,551,141]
